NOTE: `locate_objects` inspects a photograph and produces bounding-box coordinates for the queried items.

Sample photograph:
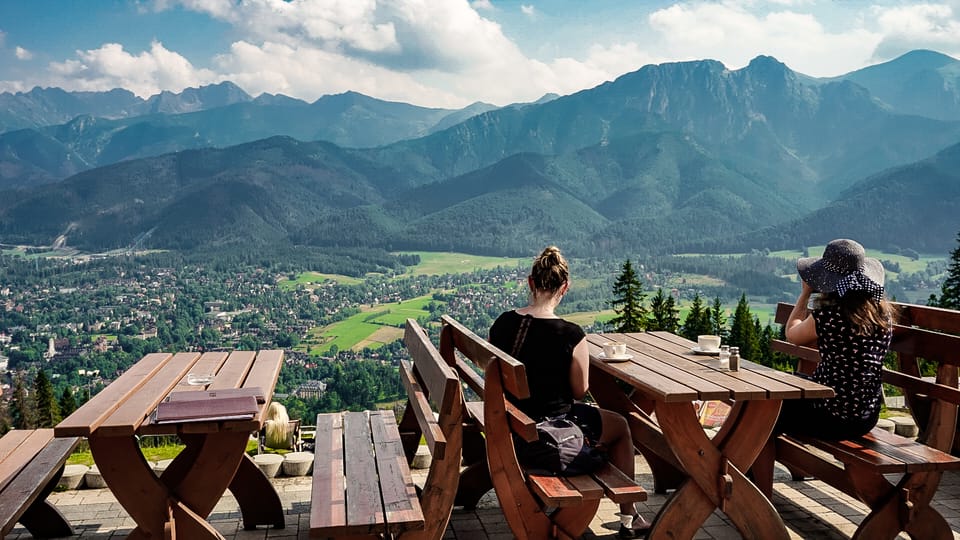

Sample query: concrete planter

[412,445,432,469]
[58,464,88,490]
[282,452,314,477]
[253,453,284,478]
[154,459,173,477]
[875,418,896,433]
[84,464,108,489]
[891,416,919,438]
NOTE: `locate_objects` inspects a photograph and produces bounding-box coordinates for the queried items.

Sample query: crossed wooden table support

[587,332,834,540]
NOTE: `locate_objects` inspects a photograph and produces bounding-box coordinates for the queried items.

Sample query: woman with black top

[778,238,895,438]
[489,246,650,538]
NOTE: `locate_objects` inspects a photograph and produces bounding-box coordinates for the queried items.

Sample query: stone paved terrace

[10,457,960,539]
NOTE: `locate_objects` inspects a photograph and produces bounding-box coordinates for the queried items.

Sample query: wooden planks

[0,430,80,537]
[55,352,175,437]
[57,350,285,439]
[310,411,424,538]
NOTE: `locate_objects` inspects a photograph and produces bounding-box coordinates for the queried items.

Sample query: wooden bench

[395,318,465,540]
[310,410,425,539]
[761,301,960,539]
[438,315,647,540]
[0,429,81,538]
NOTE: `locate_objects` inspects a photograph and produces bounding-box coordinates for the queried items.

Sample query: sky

[1,0,959,109]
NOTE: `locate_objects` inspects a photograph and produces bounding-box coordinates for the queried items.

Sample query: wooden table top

[55,350,284,438]
[587,332,834,403]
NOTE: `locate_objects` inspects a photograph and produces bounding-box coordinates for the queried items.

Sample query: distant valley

[2,50,960,256]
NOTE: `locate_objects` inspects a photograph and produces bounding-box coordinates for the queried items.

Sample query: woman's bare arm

[569,338,590,399]
[785,281,818,346]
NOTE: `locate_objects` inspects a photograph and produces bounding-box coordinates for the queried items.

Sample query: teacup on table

[697,335,721,352]
[602,341,627,358]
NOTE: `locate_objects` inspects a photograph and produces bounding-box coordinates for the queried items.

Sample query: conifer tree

[59,386,78,418]
[681,293,713,341]
[710,296,727,337]
[33,369,60,428]
[727,294,762,362]
[937,231,960,309]
[610,260,647,333]
[9,374,35,429]
[648,288,680,332]
[663,293,681,333]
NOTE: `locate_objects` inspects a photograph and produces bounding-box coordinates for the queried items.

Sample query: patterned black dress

[776,304,892,439]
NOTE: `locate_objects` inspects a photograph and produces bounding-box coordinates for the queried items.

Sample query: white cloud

[151,0,592,106]
[871,3,960,61]
[14,46,33,60]
[471,0,494,10]
[521,5,536,17]
[45,41,218,97]
[645,2,881,77]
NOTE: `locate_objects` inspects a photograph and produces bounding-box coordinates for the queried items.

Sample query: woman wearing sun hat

[777,238,896,439]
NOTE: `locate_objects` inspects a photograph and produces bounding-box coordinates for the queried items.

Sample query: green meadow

[299,295,437,355]
[400,251,525,276]
[278,271,363,290]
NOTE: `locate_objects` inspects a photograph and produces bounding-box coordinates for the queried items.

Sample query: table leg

[589,367,686,493]
[89,432,249,539]
[176,434,285,529]
[652,400,787,540]
[230,454,286,529]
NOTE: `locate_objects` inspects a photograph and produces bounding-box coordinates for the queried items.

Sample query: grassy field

[297,295,438,355]
[278,271,363,290]
[400,251,525,276]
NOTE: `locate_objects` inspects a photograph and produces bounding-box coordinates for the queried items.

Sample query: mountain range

[1,49,959,256]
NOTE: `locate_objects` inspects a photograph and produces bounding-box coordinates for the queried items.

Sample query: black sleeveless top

[489,310,586,420]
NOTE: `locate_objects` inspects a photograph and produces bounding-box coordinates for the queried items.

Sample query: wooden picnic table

[54,350,285,540]
[586,332,834,540]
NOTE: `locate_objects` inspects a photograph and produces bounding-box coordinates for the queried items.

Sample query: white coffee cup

[697,335,721,352]
[602,341,627,358]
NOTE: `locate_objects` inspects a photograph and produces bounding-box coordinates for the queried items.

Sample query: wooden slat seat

[310,410,424,539]
[765,301,960,539]
[0,429,81,538]
[439,315,647,540]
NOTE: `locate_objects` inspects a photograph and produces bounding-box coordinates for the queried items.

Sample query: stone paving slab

[10,460,960,539]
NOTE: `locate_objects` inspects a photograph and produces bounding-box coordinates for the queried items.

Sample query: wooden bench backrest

[438,315,537,442]
[771,301,960,450]
[402,319,462,458]
[400,319,466,540]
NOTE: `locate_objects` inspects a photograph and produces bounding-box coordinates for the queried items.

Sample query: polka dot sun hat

[797,239,885,301]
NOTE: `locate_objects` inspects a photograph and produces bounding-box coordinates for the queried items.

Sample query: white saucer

[598,352,634,362]
[691,346,720,356]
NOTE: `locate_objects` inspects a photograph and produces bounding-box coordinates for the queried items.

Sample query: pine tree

[59,386,78,418]
[33,369,60,428]
[681,293,713,341]
[710,297,727,338]
[937,231,960,309]
[663,294,681,333]
[648,288,680,332]
[610,260,647,333]
[727,294,762,362]
[9,374,35,429]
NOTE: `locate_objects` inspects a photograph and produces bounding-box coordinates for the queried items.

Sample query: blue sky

[1,0,959,108]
